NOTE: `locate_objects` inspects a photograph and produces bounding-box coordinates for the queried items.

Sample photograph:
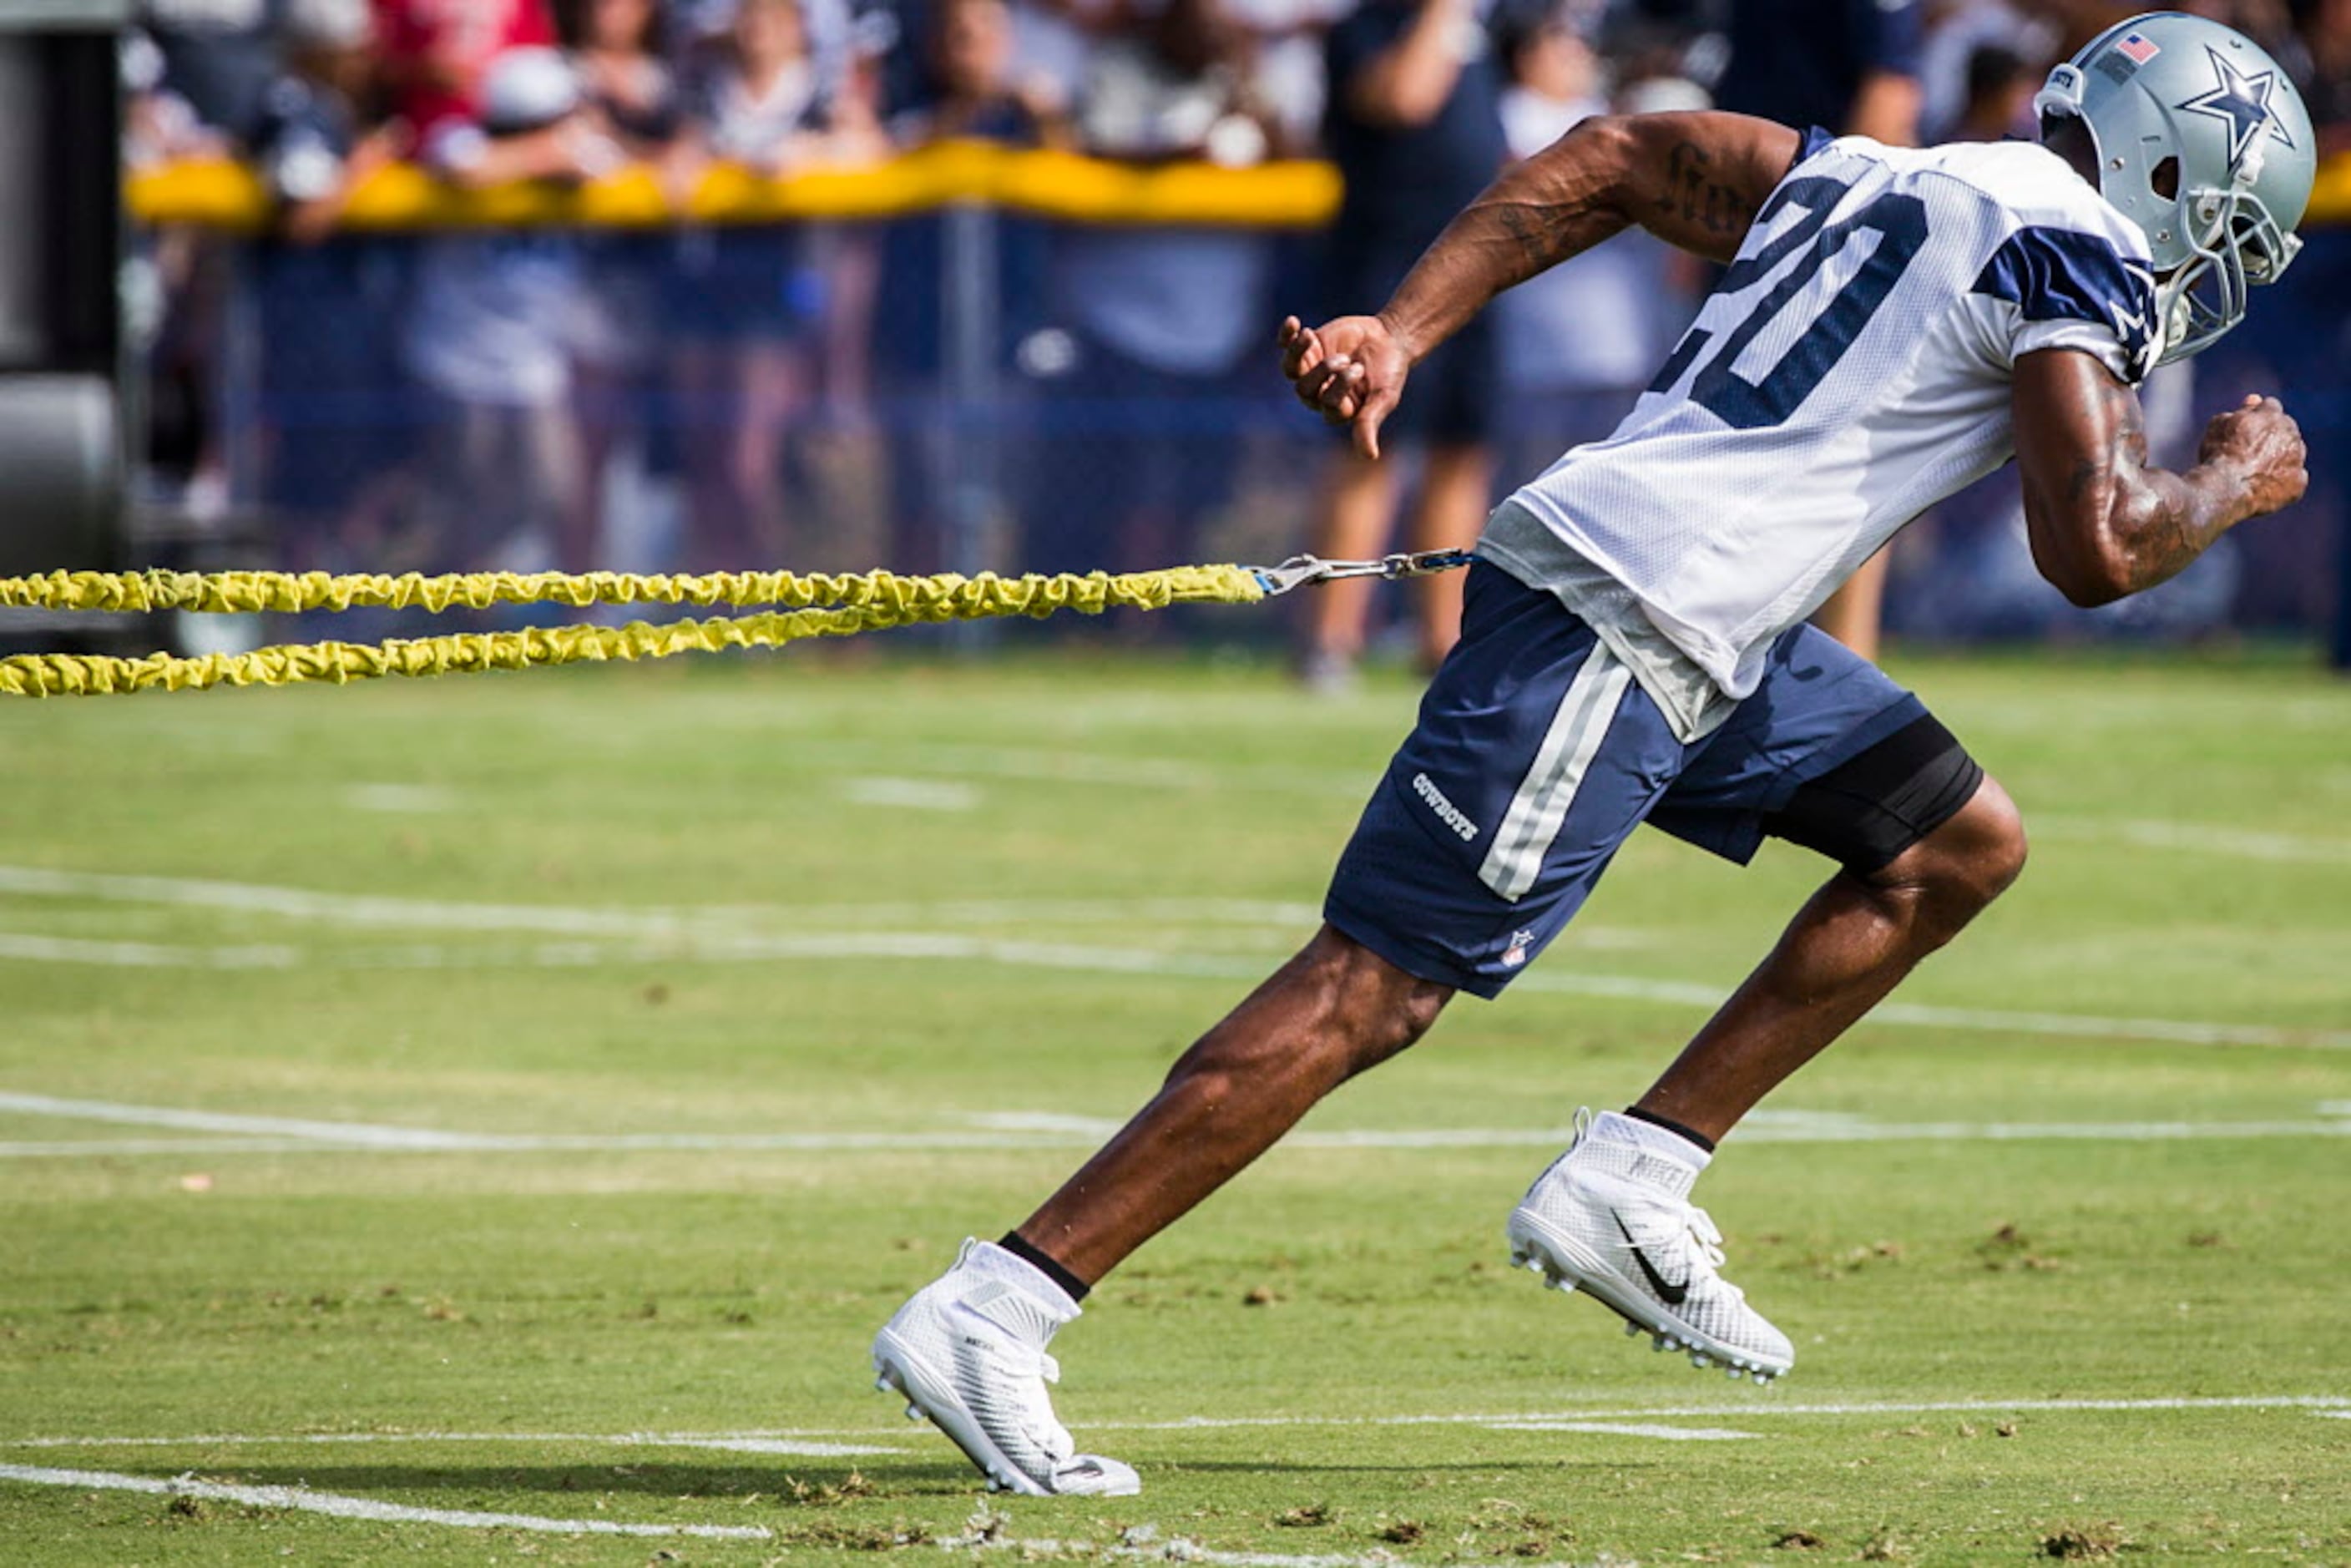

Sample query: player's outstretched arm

[1282,111,1797,458]
[2013,349,2308,608]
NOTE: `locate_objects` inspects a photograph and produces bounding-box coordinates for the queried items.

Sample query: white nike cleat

[1505,1112,1794,1383]
[872,1239,1140,1498]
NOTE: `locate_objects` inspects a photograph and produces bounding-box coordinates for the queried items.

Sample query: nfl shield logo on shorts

[1502,928,1537,969]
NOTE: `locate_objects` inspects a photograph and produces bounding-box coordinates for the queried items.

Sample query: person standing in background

[1489,1,1665,486]
[1946,42,2038,144]
[1304,0,1508,690]
[1712,0,1922,661]
[568,0,684,145]
[245,0,409,568]
[1223,0,1355,157]
[139,0,286,144]
[873,0,1068,575]
[888,0,1073,144]
[134,0,295,519]
[1913,0,2055,144]
[560,0,683,580]
[666,0,887,572]
[399,48,618,575]
[2287,0,2351,153]
[1020,0,1283,586]
[373,0,562,144]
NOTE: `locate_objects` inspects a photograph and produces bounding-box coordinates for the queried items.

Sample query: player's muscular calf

[1014,927,1454,1284]
[2015,348,2308,607]
[1636,776,2029,1144]
[1278,110,1798,458]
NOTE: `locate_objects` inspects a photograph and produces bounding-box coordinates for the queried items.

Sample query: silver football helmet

[2035,11,2315,365]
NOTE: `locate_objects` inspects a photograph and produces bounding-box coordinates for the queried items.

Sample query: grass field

[3,643,2348,1565]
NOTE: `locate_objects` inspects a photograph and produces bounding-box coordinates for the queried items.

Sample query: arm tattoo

[1494,200,1578,272]
[1657,140,1751,236]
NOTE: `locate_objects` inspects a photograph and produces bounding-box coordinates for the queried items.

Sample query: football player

[872,11,2314,1496]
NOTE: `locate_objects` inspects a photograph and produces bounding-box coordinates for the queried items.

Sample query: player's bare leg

[1016,925,1454,1282]
[873,927,1450,1494]
[1509,776,2028,1379]
[1811,544,1891,660]
[1302,446,1398,685]
[1634,773,2027,1141]
[1407,440,1490,670]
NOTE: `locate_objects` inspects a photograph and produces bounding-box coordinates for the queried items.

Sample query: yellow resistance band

[0,564,1266,699]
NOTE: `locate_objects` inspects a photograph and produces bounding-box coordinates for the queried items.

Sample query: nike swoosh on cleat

[1612,1213,1690,1306]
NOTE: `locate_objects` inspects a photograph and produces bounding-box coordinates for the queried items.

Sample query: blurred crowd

[124,0,2351,647]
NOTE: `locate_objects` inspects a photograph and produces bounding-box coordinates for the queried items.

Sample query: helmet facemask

[2151,171,2301,365]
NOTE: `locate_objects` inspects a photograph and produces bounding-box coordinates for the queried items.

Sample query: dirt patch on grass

[2040,1527,2124,1560]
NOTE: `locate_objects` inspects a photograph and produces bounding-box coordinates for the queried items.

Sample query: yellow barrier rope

[0,564,1267,699]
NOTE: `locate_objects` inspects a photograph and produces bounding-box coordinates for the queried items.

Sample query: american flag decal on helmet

[2115,32,2161,64]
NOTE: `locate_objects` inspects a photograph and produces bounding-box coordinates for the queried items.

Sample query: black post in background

[0,3,126,579]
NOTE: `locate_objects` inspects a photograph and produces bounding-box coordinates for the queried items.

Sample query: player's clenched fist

[1277,314,1412,461]
[2198,394,2308,519]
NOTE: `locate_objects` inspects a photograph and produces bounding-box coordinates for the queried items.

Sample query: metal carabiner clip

[1249,549,1474,598]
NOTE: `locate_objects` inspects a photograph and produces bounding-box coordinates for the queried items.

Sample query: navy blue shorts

[1325,562,1936,998]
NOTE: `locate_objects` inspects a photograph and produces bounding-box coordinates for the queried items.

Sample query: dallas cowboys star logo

[2178,44,2296,169]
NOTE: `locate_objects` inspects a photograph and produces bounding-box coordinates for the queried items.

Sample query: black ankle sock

[1624,1105,1716,1155]
[998,1232,1090,1303]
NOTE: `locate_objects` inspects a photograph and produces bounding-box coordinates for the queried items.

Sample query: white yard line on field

[840,777,983,812]
[0,1136,1122,1158]
[949,1533,1512,1568]
[0,1092,481,1148]
[801,749,2351,873]
[1507,969,2351,1050]
[0,1431,903,1455]
[973,1107,2351,1147]
[3,860,2340,1047]
[3,914,2344,1051]
[776,747,2351,872]
[0,932,301,969]
[2,1095,2348,1160]
[6,1402,2341,1557]
[2037,816,2351,866]
[343,784,458,815]
[10,1395,2346,1455]
[791,741,1368,798]
[0,1463,773,1540]
[0,865,1327,938]
[1485,1422,1757,1440]
[0,865,709,938]
[1079,1393,2351,1433]
[0,1461,1480,1568]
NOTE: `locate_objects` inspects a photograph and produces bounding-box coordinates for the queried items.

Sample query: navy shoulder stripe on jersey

[1796,124,1836,163]
[1971,225,2157,375]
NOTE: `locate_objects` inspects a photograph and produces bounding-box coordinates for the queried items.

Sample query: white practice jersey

[1481,130,2156,726]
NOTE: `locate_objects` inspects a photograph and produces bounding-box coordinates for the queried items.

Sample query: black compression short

[1761,713,1985,875]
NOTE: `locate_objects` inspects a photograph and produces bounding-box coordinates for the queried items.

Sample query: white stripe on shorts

[1476,645,1634,902]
